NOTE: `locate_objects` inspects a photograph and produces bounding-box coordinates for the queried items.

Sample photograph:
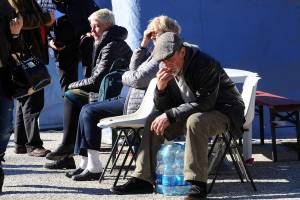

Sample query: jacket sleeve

[164,61,221,123]
[127,47,150,70]
[153,85,175,112]
[10,0,52,30]
[122,51,159,89]
[68,43,115,91]
[10,36,23,53]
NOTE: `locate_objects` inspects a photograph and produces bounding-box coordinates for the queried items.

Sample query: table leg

[295,111,300,161]
[258,105,265,145]
[270,109,277,162]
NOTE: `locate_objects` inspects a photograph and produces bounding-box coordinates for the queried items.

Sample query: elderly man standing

[111,32,245,200]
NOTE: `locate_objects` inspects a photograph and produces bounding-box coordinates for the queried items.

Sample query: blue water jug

[155,143,191,195]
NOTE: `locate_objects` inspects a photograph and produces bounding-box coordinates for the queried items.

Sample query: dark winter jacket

[0,0,23,98]
[9,0,53,64]
[68,25,132,93]
[54,0,99,37]
[154,43,245,138]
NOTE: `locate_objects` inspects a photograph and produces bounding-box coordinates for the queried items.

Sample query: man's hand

[156,67,173,91]
[140,28,153,48]
[49,39,65,51]
[150,113,170,136]
[10,15,23,35]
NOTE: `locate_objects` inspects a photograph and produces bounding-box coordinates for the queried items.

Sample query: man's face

[162,47,185,75]
[90,19,104,41]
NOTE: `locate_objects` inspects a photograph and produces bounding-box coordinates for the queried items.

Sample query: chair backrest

[134,78,157,116]
[241,75,260,129]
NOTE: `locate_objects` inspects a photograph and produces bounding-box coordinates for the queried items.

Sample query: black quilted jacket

[68,25,132,92]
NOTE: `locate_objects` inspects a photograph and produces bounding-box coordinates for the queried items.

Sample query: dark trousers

[61,89,90,149]
[56,51,78,94]
[0,94,13,154]
[61,98,83,148]
[14,89,44,151]
[74,97,125,156]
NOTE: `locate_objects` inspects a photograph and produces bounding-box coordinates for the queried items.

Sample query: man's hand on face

[150,113,170,136]
[140,28,154,48]
[156,67,173,91]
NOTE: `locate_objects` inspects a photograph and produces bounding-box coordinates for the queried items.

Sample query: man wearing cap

[110,32,245,200]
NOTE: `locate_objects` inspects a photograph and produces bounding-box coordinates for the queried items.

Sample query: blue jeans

[74,96,125,156]
[0,96,14,154]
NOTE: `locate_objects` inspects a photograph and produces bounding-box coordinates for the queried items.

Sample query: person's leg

[184,111,230,200]
[0,95,14,193]
[61,97,81,146]
[132,111,184,184]
[62,90,89,147]
[14,98,28,153]
[72,149,102,181]
[72,98,125,181]
[0,96,14,154]
[78,99,125,152]
[46,90,89,161]
[22,90,49,157]
[111,111,184,194]
[65,155,87,178]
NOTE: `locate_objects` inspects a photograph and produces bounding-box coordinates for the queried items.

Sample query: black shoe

[65,168,84,178]
[46,145,74,161]
[0,166,3,193]
[72,170,101,181]
[184,181,207,200]
[44,157,76,170]
[110,177,154,195]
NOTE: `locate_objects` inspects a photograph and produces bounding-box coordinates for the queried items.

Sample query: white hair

[148,15,181,34]
[88,8,115,26]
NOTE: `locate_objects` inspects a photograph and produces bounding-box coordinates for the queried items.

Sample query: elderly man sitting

[110,32,245,200]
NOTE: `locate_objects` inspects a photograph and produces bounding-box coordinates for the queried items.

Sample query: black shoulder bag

[10,50,51,98]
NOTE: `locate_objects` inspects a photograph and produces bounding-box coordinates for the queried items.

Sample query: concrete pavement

[1,131,300,200]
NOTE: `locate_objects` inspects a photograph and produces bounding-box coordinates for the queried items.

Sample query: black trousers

[14,89,44,151]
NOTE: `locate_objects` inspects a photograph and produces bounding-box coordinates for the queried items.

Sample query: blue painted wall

[41,0,300,138]
[113,0,300,138]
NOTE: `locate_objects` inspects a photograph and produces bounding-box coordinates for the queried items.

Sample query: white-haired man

[45,8,132,170]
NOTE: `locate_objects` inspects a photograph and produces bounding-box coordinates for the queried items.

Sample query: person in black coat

[111,32,245,200]
[49,0,99,93]
[0,0,23,192]
[9,0,55,157]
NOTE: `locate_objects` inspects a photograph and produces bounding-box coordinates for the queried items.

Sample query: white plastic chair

[208,75,260,193]
[242,76,260,129]
[98,78,157,129]
[242,76,261,161]
[97,78,157,186]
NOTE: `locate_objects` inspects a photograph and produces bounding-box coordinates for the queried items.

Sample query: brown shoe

[14,146,28,154]
[28,147,51,157]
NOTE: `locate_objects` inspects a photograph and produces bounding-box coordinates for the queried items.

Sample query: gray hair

[147,15,181,34]
[88,8,115,26]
